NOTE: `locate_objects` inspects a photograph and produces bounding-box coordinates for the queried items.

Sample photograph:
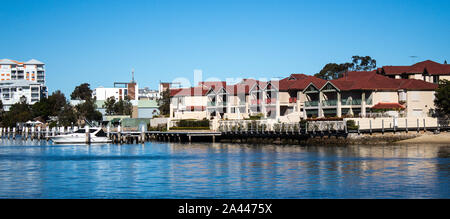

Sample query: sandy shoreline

[395,132,450,144]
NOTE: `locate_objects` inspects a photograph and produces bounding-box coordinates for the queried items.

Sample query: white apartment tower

[0,59,47,110]
[0,59,46,84]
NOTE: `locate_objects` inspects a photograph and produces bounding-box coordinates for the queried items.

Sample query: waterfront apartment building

[169,62,440,122]
[0,80,47,111]
[377,60,450,84]
[0,59,46,85]
[0,58,47,111]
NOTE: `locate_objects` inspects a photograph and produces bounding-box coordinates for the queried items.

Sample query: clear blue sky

[1,0,449,96]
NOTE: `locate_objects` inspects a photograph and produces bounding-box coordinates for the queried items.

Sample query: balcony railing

[207,102,216,106]
[341,98,362,105]
[322,100,337,106]
[305,101,319,107]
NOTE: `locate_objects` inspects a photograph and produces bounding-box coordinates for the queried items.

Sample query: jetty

[0,117,448,144]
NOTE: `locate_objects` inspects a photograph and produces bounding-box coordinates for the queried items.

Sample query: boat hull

[51,135,112,144]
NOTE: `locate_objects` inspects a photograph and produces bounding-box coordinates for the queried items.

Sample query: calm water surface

[0,138,449,199]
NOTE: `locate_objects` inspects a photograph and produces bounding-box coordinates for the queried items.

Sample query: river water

[0,139,448,199]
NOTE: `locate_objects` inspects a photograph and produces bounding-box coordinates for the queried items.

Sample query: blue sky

[1,0,449,96]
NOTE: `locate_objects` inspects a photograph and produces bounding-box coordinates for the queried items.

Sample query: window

[433,76,439,84]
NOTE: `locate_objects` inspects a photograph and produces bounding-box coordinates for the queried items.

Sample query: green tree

[315,56,377,80]
[434,79,450,117]
[114,97,133,115]
[75,99,103,122]
[103,96,116,115]
[1,98,33,127]
[70,83,93,100]
[31,98,51,120]
[48,90,67,115]
[351,56,377,71]
[314,63,352,80]
[58,104,77,126]
[158,90,170,116]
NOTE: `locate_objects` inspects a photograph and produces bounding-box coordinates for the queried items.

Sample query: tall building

[0,80,47,111]
[0,59,47,111]
[0,59,46,85]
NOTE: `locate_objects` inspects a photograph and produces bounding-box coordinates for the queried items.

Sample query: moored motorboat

[50,127,112,144]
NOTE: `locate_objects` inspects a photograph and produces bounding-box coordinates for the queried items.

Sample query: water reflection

[0,139,448,198]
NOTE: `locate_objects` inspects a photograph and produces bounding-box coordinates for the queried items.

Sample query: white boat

[50,127,112,144]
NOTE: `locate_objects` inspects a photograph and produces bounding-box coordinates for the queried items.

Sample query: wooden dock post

[37,127,41,140]
[382,119,384,135]
[393,117,396,134]
[117,125,122,144]
[423,118,426,132]
[46,127,50,141]
[107,126,110,139]
[85,125,90,144]
[369,120,372,135]
[417,118,419,133]
[140,124,145,143]
[357,121,360,135]
[405,118,408,133]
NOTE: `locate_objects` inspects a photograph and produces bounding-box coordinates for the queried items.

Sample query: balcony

[305,100,319,107]
[341,98,362,105]
[322,100,337,107]
[207,102,216,107]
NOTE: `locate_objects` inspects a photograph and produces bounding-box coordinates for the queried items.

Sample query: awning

[371,102,405,110]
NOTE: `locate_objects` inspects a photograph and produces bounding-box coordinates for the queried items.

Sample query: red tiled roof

[170,87,208,97]
[279,74,327,91]
[331,71,438,91]
[381,60,450,75]
[372,103,405,110]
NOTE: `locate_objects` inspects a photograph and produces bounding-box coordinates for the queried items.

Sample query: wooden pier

[0,119,447,144]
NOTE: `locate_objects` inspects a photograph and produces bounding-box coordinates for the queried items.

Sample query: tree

[70,83,93,100]
[48,90,67,115]
[351,56,377,71]
[103,96,116,115]
[314,63,352,80]
[315,56,377,80]
[434,79,450,117]
[58,104,77,126]
[75,99,103,122]
[1,99,33,127]
[114,97,133,115]
[158,90,170,116]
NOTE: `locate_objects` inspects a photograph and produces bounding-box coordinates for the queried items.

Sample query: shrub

[346,120,359,130]
[177,119,210,128]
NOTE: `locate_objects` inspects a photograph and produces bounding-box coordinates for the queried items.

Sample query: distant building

[377,60,450,83]
[138,87,160,100]
[0,59,46,85]
[93,82,138,101]
[0,80,47,111]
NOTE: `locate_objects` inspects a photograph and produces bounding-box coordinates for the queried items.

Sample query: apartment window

[433,76,439,84]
